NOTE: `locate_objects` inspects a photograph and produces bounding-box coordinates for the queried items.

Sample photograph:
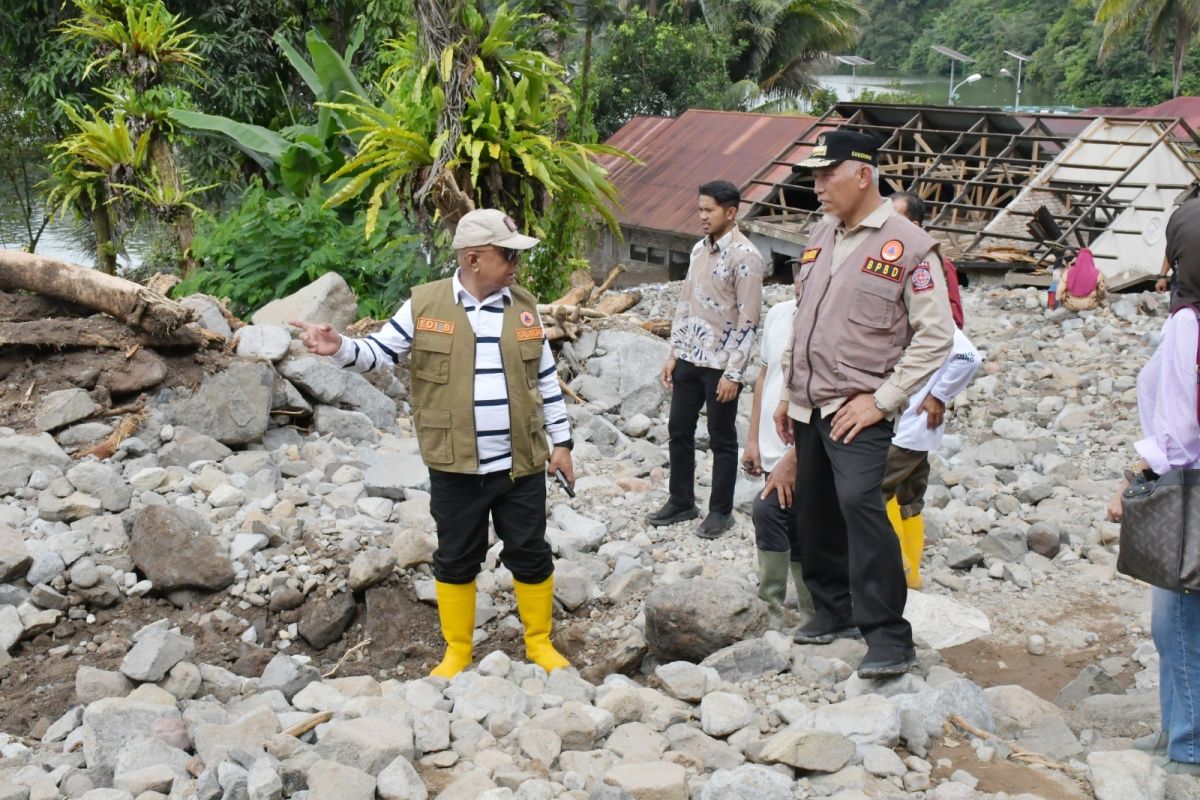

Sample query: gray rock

[553,564,597,611]
[893,679,995,740]
[757,730,855,772]
[43,705,83,743]
[315,718,414,775]
[1087,750,1165,800]
[1025,522,1062,558]
[66,461,132,512]
[390,526,436,569]
[192,706,279,766]
[699,764,793,800]
[984,684,1066,736]
[305,758,377,800]
[157,427,233,467]
[434,771,497,800]
[1056,664,1123,709]
[0,525,31,582]
[655,661,722,703]
[181,295,234,338]
[664,725,745,771]
[376,756,427,800]
[112,734,189,793]
[603,761,686,800]
[37,488,101,522]
[0,604,21,652]
[298,590,357,649]
[36,388,100,432]
[644,578,766,663]
[56,421,115,446]
[0,433,70,494]
[979,528,1029,562]
[794,693,901,747]
[700,692,754,738]
[862,744,906,777]
[130,506,235,593]
[80,697,183,783]
[454,676,528,724]
[314,405,379,443]
[120,623,195,682]
[259,655,320,701]
[584,329,670,418]
[972,438,1022,468]
[550,505,607,551]
[160,661,202,700]
[247,758,284,800]
[159,361,275,445]
[252,272,358,330]
[277,358,396,427]
[1071,692,1160,739]
[699,634,791,682]
[1015,718,1083,761]
[348,548,396,591]
[235,325,293,362]
[944,541,984,570]
[76,666,134,703]
[365,452,428,499]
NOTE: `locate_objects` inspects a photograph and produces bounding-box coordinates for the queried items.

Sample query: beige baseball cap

[451,209,540,250]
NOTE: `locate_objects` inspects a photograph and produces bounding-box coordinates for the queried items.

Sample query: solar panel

[1004,50,1031,62]
[930,45,975,63]
[833,55,875,67]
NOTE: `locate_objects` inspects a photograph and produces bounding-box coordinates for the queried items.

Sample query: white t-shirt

[757,300,796,472]
[892,328,982,452]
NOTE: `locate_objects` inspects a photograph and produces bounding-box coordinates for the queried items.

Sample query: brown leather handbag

[1118,470,1200,591]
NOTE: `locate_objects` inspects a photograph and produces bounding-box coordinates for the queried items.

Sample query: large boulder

[157,427,232,467]
[234,324,293,362]
[0,525,31,582]
[130,506,235,593]
[0,433,70,494]
[582,329,671,418]
[158,361,275,445]
[644,578,766,663]
[277,357,396,427]
[252,272,358,330]
[98,349,168,396]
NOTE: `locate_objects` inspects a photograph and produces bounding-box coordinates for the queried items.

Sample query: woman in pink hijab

[1060,248,1107,312]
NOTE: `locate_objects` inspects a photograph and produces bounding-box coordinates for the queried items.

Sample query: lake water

[812,71,1068,112]
[0,205,146,272]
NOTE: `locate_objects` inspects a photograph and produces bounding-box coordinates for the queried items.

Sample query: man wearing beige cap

[293,208,575,678]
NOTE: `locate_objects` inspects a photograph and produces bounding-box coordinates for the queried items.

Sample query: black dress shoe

[696,511,733,539]
[646,500,700,527]
[792,619,862,644]
[857,648,917,678]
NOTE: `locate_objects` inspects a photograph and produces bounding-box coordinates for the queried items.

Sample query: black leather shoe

[696,511,733,539]
[792,619,861,644]
[646,500,700,527]
[856,648,917,678]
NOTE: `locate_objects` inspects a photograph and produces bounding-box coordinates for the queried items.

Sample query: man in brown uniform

[773,130,954,677]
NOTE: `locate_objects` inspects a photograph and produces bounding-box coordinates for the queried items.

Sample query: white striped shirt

[332,271,571,474]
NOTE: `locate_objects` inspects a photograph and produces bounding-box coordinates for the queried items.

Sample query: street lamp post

[951,73,982,105]
[931,45,977,107]
[1004,50,1031,111]
[833,55,875,100]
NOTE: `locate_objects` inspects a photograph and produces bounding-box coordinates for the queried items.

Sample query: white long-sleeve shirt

[332,271,571,474]
[891,328,981,452]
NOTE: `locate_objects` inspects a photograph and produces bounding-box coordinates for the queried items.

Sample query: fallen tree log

[593,290,640,316]
[0,251,194,338]
[0,317,224,350]
[590,264,626,303]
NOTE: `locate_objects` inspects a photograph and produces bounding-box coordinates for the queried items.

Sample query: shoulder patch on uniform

[519,310,536,327]
[800,247,821,264]
[880,239,904,262]
[416,317,455,334]
[861,257,904,283]
[911,263,934,293]
[515,326,543,341]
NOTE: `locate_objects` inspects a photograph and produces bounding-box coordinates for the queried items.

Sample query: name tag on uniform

[416,317,455,334]
[515,326,543,341]
[800,247,821,264]
[861,257,903,283]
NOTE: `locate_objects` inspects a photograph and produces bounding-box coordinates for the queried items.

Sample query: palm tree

[1097,0,1200,98]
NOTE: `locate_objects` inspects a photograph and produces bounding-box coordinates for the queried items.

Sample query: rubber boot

[430,580,477,678]
[513,576,570,672]
[757,550,790,631]
[901,513,925,590]
[788,560,816,626]
[885,496,911,577]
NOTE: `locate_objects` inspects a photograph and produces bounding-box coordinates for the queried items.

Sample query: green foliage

[590,9,738,138]
[0,79,54,252]
[59,0,204,88]
[180,180,438,319]
[808,85,840,114]
[44,102,149,220]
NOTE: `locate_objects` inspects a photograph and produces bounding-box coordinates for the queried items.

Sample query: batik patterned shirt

[669,225,765,382]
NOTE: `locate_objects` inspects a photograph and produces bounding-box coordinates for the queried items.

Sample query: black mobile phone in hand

[554,468,575,498]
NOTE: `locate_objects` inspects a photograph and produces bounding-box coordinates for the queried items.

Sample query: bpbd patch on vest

[911,263,934,293]
[515,326,543,341]
[416,317,455,334]
[800,247,821,264]
[880,239,904,262]
[519,310,536,326]
[861,257,903,283]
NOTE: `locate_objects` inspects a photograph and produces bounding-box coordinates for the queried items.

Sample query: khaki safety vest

[787,216,939,409]
[408,279,549,476]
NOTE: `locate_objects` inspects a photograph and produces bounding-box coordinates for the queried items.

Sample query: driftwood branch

[284,711,333,737]
[0,251,194,338]
[591,264,626,302]
[593,290,640,316]
[0,318,224,350]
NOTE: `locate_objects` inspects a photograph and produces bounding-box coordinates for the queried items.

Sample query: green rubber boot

[757,550,790,631]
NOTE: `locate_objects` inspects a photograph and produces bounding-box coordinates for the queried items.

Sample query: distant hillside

[852,0,1200,106]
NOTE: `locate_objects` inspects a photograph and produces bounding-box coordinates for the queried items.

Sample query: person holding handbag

[1106,249,1200,774]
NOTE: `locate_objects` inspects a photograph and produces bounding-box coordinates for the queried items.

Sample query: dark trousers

[428,469,552,585]
[667,359,740,514]
[792,414,913,654]
[752,475,802,557]
[882,445,931,519]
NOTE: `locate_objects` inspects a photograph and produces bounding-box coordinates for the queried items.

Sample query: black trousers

[752,472,803,556]
[792,414,913,655]
[428,469,553,585]
[667,359,740,514]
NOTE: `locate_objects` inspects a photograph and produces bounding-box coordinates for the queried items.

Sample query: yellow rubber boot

[430,580,477,678]
[512,576,570,672]
[885,497,914,583]
[901,513,926,590]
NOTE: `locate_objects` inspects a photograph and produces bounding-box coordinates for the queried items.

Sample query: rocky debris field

[0,274,1190,800]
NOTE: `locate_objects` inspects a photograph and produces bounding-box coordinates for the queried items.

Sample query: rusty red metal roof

[1083,96,1200,135]
[598,109,817,237]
